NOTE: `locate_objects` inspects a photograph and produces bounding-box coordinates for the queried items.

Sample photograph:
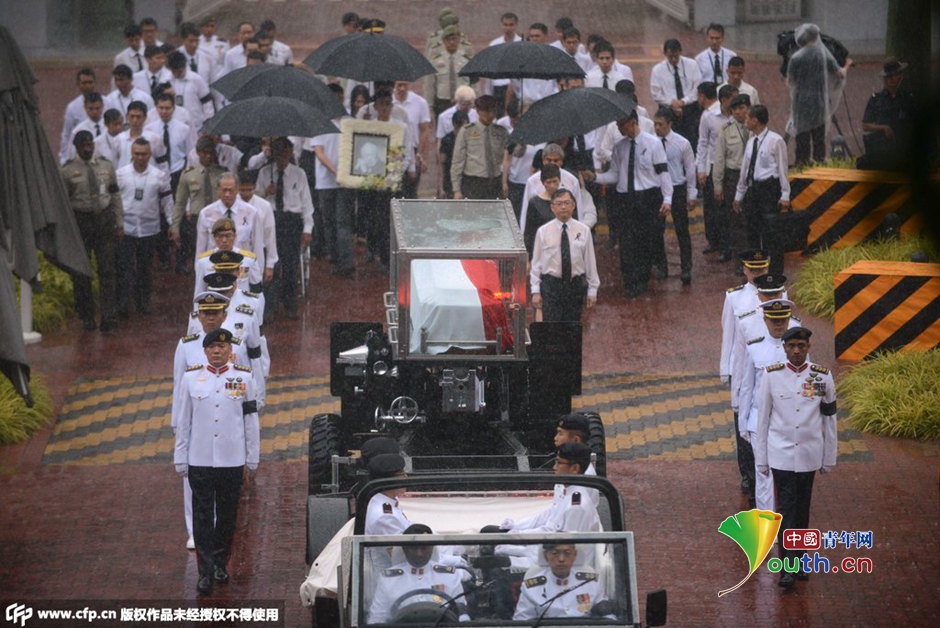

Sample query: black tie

[204,168,213,205]
[150,74,157,92]
[714,54,722,82]
[225,206,233,219]
[190,56,198,73]
[275,169,285,211]
[627,139,636,193]
[94,123,101,137]
[135,53,143,72]
[747,136,759,184]
[163,123,171,168]
[673,64,684,100]
[561,223,571,282]
[602,74,608,89]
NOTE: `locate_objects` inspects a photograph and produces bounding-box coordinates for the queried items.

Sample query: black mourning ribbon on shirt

[275,169,285,211]
[673,64,684,100]
[627,139,636,193]
[561,223,572,282]
[746,136,759,184]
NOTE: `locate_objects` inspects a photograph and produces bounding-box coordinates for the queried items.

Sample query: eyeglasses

[551,200,575,207]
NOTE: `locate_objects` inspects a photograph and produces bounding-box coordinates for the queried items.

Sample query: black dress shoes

[213,566,230,584]
[680,271,692,285]
[197,576,213,595]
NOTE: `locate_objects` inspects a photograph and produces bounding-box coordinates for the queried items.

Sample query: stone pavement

[3,17,939,628]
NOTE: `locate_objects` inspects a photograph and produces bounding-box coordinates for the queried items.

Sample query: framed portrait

[337,118,406,191]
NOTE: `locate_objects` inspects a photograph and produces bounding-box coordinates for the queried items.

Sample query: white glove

[459,614,471,622]
[175,464,188,477]
[739,431,750,443]
[720,375,730,385]
[500,518,514,531]
[820,465,833,475]
[247,462,258,471]
[757,465,770,476]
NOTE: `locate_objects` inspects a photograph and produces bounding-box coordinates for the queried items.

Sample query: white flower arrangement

[337,118,406,192]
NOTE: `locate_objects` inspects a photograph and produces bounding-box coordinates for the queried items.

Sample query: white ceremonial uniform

[193,248,260,295]
[661,130,698,201]
[530,219,600,298]
[729,305,793,410]
[132,67,173,96]
[185,306,269,380]
[255,162,316,232]
[755,361,837,473]
[436,106,479,140]
[115,46,145,73]
[514,567,609,620]
[145,118,196,175]
[734,128,791,203]
[229,289,266,337]
[696,101,728,176]
[108,88,155,118]
[719,282,760,384]
[195,197,266,261]
[509,484,601,534]
[519,170,582,235]
[369,560,468,623]
[650,57,701,107]
[173,363,260,469]
[116,164,173,236]
[169,71,214,131]
[585,67,632,90]
[695,46,737,84]
[364,493,413,571]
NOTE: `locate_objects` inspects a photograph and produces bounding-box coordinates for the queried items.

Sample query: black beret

[203,327,234,347]
[368,453,405,480]
[730,94,751,108]
[403,523,433,535]
[782,326,813,342]
[361,437,401,465]
[557,414,589,433]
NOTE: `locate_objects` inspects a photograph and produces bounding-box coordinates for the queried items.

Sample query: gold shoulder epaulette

[766,363,785,372]
[433,565,455,574]
[738,309,756,319]
[198,250,214,259]
[182,334,200,343]
[186,363,202,372]
[242,290,259,299]
[727,284,745,293]
[575,571,598,581]
[383,568,404,577]
[746,336,764,345]
[237,248,256,259]
[524,576,547,588]
[233,363,251,372]
[810,364,829,375]
[235,304,254,316]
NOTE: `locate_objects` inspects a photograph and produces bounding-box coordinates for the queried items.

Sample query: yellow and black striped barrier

[790,168,926,251]
[834,260,940,361]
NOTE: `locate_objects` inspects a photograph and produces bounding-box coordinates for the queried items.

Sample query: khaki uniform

[170,162,228,234]
[713,119,749,195]
[424,30,474,58]
[60,156,123,324]
[450,121,509,198]
[424,44,475,111]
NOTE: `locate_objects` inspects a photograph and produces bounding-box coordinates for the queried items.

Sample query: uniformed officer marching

[169,136,228,274]
[450,95,509,200]
[368,523,469,623]
[513,543,612,621]
[197,273,268,375]
[425,24,475,118]
[735,299,802,511]
[755,326,836,589]
[61,130,124,331]
[193,224,261,297]
[174,328,260,595]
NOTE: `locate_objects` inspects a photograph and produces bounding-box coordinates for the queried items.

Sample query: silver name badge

[134,189,144,201]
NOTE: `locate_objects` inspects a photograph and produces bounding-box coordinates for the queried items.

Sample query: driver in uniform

[513,543,613,621]
[368,524,470,623]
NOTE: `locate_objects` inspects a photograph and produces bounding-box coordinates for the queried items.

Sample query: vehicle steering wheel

[389,588,459,623]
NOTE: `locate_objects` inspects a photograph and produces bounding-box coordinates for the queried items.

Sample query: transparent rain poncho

[786,23,847,135]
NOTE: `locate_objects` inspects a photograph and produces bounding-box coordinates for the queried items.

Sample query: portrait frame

[337,118,406,191]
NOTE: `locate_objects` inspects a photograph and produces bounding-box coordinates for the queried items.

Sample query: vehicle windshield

[351,532,638,626]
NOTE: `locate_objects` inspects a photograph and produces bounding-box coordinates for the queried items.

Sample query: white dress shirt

[695,101,727,174]
[108,88,155,118]
[220,45,247,78]
[660,130,698,201]
[255,163,316,232]
[246,194,278,270]
[169,71,214,130]
[734,128,791,202]
[519,169,581,235]
[585,66,632,90]
[268,40,294,66]
[59,94,118,164]
[116,163,173,237]
[509,77,558,107]
[594,114,654,166]
[114,47,145,73]
[530,218,600,297]
[650,57,702,107]
[186,144,244,176]
[695,46,737,84]
[114,130,163,170]
[308,130,341,190]
[392,91,431,155]
[718,80,760,106]
[595,132,673,203]
[178,46,216,86]
[94,132,123,164]
[196,197,266,261]
[199,34,230,64]
[145,118,195,173]
[132,67,172,95]
[487,33,523,88]
[435,106,479,140]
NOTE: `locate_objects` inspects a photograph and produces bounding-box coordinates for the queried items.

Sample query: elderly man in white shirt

[519,144,583,236]
[196,173,266,263]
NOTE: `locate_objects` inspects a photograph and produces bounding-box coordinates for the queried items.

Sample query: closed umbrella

[203,96,340,138]
[212,65,345,119]
[508,88,636,146]
[459,41,585,80]
[303,33,435,82]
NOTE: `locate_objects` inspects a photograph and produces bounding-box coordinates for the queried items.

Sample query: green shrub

[840,350,940,440]
[14,253,99,334]
[792,235,940,319]
[0,371,54,445]
[790,156,857,173]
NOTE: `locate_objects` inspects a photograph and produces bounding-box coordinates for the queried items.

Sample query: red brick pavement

[2,25,938,628]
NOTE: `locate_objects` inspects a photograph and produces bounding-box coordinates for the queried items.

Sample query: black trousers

[461,175,502,200]
[507,182,526,223]
[742,177,784,274]
[270,211,304,313]
[540,274,587,322]
[652,183,692,273]
[773,468,816,560]
[188,465,244,578]
[675,102,702,152]
[72,210,118,322]
[433,98,452,119]
[493,85,508,118]
[158,170,182,266]
[318,188,355,270]
[117,234,158,312]
[701,172,719,247]
[721,169,745,258]
[361,189,393,266]
[178,214,197,272]
[795,125,826,166]
[613,188,662,293]
[733,409,756,506]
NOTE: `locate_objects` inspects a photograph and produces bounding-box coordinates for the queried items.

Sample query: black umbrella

[459,41,585,80]
[203,96,340,138]
[508,88,636,145]
[0,26,93,402]
[303,33,436,82]
[212,65,346,119]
